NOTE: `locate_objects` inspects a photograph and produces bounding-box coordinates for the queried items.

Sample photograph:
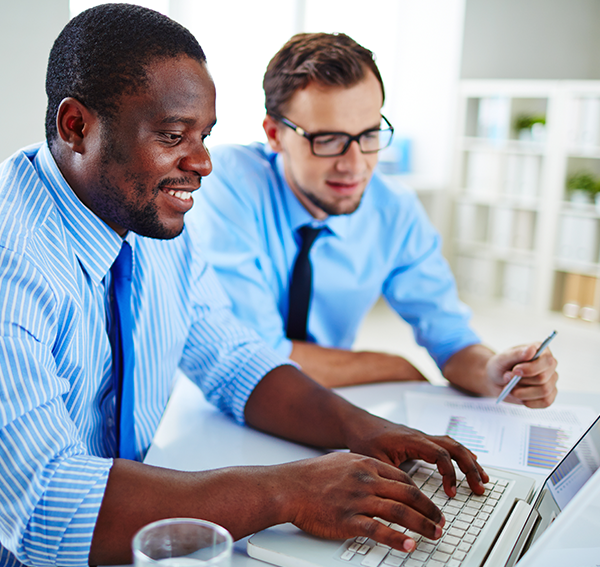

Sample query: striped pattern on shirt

[0,143,286,567]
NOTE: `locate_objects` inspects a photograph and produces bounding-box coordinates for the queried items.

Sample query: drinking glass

[132,518,233,567]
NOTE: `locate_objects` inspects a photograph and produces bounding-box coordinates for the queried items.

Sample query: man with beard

[191,33,558,404]
[0,5,492,567]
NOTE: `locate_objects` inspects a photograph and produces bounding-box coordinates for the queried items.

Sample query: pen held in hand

[495,330,557,404]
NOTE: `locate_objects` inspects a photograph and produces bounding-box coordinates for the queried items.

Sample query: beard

[91,124,185,240]
[302,187,364,217]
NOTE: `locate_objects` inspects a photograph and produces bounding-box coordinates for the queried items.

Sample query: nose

[335,139,365,172]
[179,140,213,178]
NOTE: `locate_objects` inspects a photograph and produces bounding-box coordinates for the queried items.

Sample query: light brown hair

[263,32,385,116]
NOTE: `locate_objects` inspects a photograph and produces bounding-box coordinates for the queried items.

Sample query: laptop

[247,414,600,567]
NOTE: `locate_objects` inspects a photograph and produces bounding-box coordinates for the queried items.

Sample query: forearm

[245,364,402,451]
[91,459,292,565]
[442,344,497,396]
[289,341,427,388]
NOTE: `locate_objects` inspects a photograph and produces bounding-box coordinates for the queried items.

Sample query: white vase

[595,193,600,215]
[570,189,591,208]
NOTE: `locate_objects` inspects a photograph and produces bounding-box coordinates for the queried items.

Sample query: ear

[56,97,97,155]
[263,114,283,153]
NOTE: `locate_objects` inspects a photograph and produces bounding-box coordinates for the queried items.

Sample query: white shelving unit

[449,80,600,322]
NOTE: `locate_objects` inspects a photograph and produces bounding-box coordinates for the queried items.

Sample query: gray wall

[461,0,600,80]
[0,0,69,161]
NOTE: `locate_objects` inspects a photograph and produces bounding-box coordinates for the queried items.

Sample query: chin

[130,219,185,240]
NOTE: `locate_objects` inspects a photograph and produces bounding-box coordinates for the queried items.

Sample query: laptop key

[432,550,451,562]
[361,545,389,567]
[437,542,456,554]
[447,527,465,538]
[416,542,435,553]
[340,550,355,561]
[382,555,403,567]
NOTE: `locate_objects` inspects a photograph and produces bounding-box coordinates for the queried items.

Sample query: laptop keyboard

[336,462,511,567]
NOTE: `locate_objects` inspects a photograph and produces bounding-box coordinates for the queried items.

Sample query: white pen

[496,330,557,404]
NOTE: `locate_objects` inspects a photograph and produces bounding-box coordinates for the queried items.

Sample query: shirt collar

[34,143,125,286]
[273,151,352,239]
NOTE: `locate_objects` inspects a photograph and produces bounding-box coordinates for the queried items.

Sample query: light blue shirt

[190,142,480,368]
[0,143,286,567]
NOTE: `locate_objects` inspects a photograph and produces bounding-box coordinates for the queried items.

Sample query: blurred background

[2,0,599,390]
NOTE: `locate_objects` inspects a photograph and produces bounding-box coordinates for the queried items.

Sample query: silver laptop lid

[523,414,600,550]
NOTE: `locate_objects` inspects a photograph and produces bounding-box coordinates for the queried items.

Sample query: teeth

[167,189,192,201]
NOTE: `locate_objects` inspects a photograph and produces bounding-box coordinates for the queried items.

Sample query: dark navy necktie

[110,241,136,460]
[286,225,322,341]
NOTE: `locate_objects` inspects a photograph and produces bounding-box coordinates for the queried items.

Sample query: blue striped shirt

[0,143,286,567]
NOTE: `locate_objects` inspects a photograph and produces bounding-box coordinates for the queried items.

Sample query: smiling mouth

[164,188,194,201]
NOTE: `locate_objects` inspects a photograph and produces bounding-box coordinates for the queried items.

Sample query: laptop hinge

[482,499,538,567]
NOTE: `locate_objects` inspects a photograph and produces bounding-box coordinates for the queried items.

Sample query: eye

[158,132,183,144]
[313,134,344,147]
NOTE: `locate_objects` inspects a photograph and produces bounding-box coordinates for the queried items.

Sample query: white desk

[144,373,600,566]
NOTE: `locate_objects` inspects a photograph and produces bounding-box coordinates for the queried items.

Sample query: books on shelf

[567,96,600,149]
[455,202,489,243]
[491,206,513,250]
[465,150,501,197]
[561,272,599,321]
[477,96,510,141]
[512,210,536,250]
[502,262,533,306]
[455,255,496,299]
[504,154,540,200]
[556,213,598,265]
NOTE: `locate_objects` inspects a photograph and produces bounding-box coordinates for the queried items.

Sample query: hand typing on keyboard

[279,425,489,555]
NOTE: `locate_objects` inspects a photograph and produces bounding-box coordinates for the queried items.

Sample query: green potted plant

[566,171,597,207]
[515,114,546,142]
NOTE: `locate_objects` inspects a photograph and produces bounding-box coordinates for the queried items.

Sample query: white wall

[461,0,600,80]
[170,0,466,191]
[0,0,70,161]
[0,0,465,194]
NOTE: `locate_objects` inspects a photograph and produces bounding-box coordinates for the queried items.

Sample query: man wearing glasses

[191,33,558,407]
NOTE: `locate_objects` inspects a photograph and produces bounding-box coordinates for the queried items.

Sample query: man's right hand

[278,453,444,552]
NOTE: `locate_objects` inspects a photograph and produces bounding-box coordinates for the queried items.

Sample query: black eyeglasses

[271,113,394,157]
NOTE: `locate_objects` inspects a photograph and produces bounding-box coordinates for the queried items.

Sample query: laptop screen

[525,414,600,549]
[541,414,600,510]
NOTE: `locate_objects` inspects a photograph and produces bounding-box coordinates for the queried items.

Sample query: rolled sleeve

[383,197,481,368]
[179,260,290,425]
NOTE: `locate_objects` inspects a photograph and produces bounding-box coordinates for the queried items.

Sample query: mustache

[158,176,202,189]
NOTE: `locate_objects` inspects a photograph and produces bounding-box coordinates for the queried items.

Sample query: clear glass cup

[132,518,233,567]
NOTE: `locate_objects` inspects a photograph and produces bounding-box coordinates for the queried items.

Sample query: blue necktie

[286,226,322,341]
[111,241,136,460]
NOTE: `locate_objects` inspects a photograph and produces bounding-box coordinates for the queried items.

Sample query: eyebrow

[313,121,383,135]
[160,116,217,129]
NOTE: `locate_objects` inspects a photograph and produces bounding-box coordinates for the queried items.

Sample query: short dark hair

[263,32,385,116]
[45,3,206,145]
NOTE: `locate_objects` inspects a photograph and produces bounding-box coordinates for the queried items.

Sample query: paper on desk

[405,392,597,474]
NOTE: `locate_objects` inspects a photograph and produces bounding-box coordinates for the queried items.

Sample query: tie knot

[112,241,132,281]
[298,225,322,251]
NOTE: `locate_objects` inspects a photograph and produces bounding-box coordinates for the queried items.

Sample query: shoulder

[365,171,429,227]
[0,144,55,254]
[198,142,279,215]
[210,142,273,171]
